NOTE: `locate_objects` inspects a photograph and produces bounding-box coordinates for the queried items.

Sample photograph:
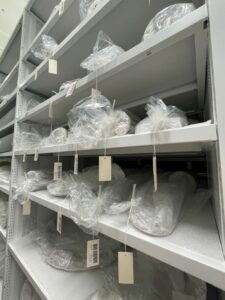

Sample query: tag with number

[57,211,62,234]
[48,59,58,74]
[23,199,31,216]
[34,149,39,161]
[87,239,100,268]
[153,154,157,192]
[23,152,26,163]
[54,162,62,180]
[74,153,78,175]
[92,88,101,96]
[99,156,112,182]
[118,252,134,284]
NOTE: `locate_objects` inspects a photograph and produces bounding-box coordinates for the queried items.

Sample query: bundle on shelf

[31,35,58,61]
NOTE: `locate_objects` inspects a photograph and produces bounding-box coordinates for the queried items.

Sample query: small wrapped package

[15,129,42,150]
[14,170,52,205]
[20,280,41,300]
[35,219,119,271]
[31,35,58,60]
[81,31,124,72]
[79,0,104,20]
[40,127,67,147]
[0,165,11,184]
[130,172,196,236]
[135,97,188,134]
[143,3,195,41]
[59,79,80,93]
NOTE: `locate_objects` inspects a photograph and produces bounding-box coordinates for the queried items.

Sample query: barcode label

[34,149,39,161]
[57,211,62,234]
[54,162,62,180]
[74,153,78,175]
[87,239,100,268]
[99,156,112,182]
[48,59,58,74]
[23,199,31,216]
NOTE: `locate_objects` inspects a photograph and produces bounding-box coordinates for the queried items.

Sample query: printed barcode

[92,244,98,263]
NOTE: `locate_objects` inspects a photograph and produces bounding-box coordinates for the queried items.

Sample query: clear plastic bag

[59,79,80,93]
[0,194,8,229]
[130,172,196,236]
[15,129,42,150]
[14,170,52,205]
[31,35,58,60]
[108,110,131,137]
[143,3,195,41]
[79,0,105,20]
[81,31,124,72]
[135,97,188,134]
[20,280,41,300]
[0,165,11,184]
[40,127,67,147]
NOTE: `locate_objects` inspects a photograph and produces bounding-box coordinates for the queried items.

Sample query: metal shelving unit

[0,0,225,299]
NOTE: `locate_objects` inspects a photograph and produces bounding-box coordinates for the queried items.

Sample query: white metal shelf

[0,152,12,158]
[9,237,102,300]
[0,121,14,139]
[0,227,6,242]
[0,62,19,94]
[27,189,225,291]
[0,183,10,195]
[14,123,217,156]
[27,0,61,23]
[0,89,17,120]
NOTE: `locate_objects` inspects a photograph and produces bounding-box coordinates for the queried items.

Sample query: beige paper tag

[99,156,112,182]
[49,102,53,119]
[48,59,58,74]
[172,291,195,300]
[74,153,78,175]
[57,211,62,234]
[34,149,39,161]
[23,200,31,216]
[87,239,100,268]
[54,162,62,180]
[22,152,26,163]
[34,69,38,80]
[153,154,157,192]
[118,252,134,284]
[91,88,101,96]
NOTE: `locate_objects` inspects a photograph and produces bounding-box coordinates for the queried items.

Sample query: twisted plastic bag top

[0,194,8,229]
[79,0,104,20]
[81,31,124,72]
[35,219,120,272]
[14,170,52,205]
[0,165,11,184]
[40,127,68,147]
[135,96,188,134]
[130,172,196,236]
[31,35,58,60]
[20,280,41,300]
[143,3,195,41]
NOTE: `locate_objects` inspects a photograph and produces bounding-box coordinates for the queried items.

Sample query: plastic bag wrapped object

[31,35,58,60]
[108,110,131,137]
[130,172,196,236]
[59,79,80,93]
[0,194,8,228]
[20,280,41,300]
[40,127,67,147]
[143,3,195,41]
[135,97,188,134]
[0,165,11,183]
[79,0,104,20]
[35,219,119,271]
[16,129,42,150]
[14,170,52,205]
[81,31,124,72]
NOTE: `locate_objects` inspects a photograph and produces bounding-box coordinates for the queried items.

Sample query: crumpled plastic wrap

[143,3,195,41]
[68,94,130,148]
[16,129,42,150]
[135,97,188,134]
[0,194,8,229]
[130,172,197,236]
[20,280,41,300]
[31,35,58,60]
[35,219,119,272]
[79,0,104,20]
[81,31,124,72]
[0,165,11,184]
[14,170,52,205]
[59,79,80,93]
[40,127,68,147]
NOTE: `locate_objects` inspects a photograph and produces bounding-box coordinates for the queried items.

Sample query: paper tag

[49,102,53,119]
[34,149,39,161]
[23,152,26,163]
[34,69,38,80]
[172,291,195,300]
[54,162,62,180]
[118,252,134,284]
[74,153,78,175]
[87,239,100,268]
[153,154,157,192]
[57,211,62,234]
[48,59,58,74]
[66,82,76,97]
[23,200,31,216]
[99,156,112,182]
[58,0,65,16]
[91,88,101,96]
[130,184,137,207]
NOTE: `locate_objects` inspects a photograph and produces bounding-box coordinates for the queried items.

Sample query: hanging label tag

[153,154,157,192]
[23,199,31,216]
[34,69,38,80]
[34,149,39,161]
[87,239,100,268]
[58,0,65,16]
[23,152,26,163]
[66,82,76,97]
[48,59,58,74]
[172,291,195,300]
[91,88,101,96]
[49,103,53,119]
[130,184,137,207]
[118,252,134,284]
[74,153,78,175]
[54,162,62,180]
[57,211,62,234]
[99,156,112,182]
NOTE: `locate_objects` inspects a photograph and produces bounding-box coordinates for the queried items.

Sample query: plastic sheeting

[15,129,42,150]
[20,280,41,300]
[41,127,68,147]
[31,35,58,60]
[135,97,188,134]
[81,31,124,72]
[143,3,195,40]
[79,0,105,20]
